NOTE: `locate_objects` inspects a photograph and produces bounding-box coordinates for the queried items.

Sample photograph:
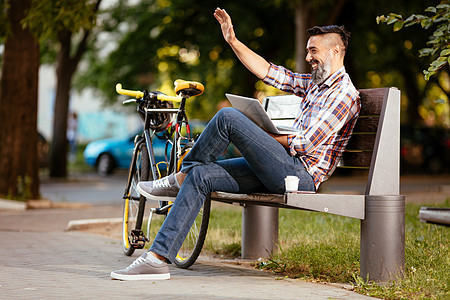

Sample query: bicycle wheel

[145,144,211,268]
[122,142,149,256]
[173,145,210,268]
[173,195,211,268]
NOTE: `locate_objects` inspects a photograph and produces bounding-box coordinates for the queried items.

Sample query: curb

[0,199,27,211]
[66,217,122,231]
[0,198,92,211]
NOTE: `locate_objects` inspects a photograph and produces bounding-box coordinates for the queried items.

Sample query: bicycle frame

[118,80,209,266]
[122,94,193,217]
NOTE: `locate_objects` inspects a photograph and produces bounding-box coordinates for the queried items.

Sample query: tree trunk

[295,4,308,73]
[294,0,347,73]
[49,31,76,178]
[0,0,40,199]
[48,0,100,178]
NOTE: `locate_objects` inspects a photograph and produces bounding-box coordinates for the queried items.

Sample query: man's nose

[305,53,312,62]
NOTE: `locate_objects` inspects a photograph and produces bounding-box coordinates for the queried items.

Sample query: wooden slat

[359,88,386,115]
[210,192,285,206]
[346,134,376,151]
[353,116,379,132]
[340,151,373,168]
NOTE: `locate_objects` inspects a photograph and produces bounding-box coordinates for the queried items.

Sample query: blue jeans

[150,107,314,262]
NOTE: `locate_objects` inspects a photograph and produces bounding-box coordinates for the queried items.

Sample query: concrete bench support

[361,195,405,281]
[242,205,278,259]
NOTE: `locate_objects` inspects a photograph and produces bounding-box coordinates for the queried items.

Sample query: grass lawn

[204,201,449,300]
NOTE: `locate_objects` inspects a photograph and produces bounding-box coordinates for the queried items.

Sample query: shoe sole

[111,271,170,281]
[137,184,177,202]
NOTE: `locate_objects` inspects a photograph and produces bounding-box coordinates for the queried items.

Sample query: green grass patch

[67,144,93,173]
[203,201,449,300]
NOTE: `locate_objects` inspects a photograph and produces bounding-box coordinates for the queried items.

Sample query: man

[111,7,360,281]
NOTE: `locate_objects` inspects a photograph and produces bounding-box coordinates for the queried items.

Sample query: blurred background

[0,0,449,199]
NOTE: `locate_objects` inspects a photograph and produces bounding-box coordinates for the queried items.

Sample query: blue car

[83,132,169,176]
[83,121,239,176]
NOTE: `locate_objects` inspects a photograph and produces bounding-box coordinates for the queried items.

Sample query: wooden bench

[210,87,405,282]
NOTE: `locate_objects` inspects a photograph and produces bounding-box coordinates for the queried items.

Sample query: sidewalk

[0,205,376,299]
[1,173,448,299]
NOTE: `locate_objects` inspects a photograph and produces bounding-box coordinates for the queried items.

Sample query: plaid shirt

[263,63,360,189]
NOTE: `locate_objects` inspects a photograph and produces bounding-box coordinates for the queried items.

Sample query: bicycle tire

[145,145,211,268]
[173,146,210,268]
[173,195,211,269]
[122,142,149,256]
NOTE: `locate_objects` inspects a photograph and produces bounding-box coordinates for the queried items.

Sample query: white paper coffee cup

[285,175,299,192]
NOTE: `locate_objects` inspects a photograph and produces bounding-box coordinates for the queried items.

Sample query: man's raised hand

[214,8,236,44]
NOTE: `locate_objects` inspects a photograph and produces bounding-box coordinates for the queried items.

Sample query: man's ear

[333,45,340,55]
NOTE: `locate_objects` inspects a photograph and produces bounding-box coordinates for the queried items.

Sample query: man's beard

[311,54,332,85]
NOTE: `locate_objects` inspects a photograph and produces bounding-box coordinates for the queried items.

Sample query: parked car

[83,131,169,176]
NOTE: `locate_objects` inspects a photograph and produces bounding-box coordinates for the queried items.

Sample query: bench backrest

[263,87,401,196]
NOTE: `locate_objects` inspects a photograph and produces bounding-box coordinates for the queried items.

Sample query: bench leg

[242,205,278,259]
[361,195,405,282]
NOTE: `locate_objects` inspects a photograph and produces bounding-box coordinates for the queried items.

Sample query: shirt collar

[319,66,346,88]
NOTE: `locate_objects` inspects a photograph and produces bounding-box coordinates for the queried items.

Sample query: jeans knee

[186,165,211,194]
[217,107,240,121]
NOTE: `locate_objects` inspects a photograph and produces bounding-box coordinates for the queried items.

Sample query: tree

[340,0,448,126]
[77,0,296,120]
[0,0,40,199]
[23,0,102,178]
[376,1,450,80]
[0,0,103,199]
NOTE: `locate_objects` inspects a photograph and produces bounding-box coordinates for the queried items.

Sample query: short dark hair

[307,25,351,51]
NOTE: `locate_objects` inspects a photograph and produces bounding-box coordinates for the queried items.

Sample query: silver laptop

[225,94,300,134]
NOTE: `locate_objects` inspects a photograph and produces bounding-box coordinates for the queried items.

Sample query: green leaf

[387,16,398,25]
[433,30,444,37]
[419,48,434,57]
[430,59,446,69]
[440,48,450,56]
[420,18,433,29]
[393,20,404,32]
[424,6,437,13]
[405,14,416,22]
[436,4,450,10]
[376,15,387,24]
[388,13,403,19]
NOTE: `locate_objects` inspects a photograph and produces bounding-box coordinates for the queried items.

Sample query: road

[40,170,450,205]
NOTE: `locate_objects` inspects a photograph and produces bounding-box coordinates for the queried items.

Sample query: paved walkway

[0,205,376,299]
[1,173,448,299]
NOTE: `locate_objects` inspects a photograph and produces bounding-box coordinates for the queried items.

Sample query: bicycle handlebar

[116,83,182,102]
[116,83,144,99]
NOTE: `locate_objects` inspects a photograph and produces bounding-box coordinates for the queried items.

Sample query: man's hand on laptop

[267,132,289,148]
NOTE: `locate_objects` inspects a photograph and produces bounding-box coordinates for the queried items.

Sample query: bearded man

[111,8,360,281]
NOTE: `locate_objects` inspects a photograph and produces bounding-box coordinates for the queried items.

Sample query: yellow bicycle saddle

[174,79,204,97]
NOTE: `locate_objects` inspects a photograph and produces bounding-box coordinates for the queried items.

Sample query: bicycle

[116,80,210,269]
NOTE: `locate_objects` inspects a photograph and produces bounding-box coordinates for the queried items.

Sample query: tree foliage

[77,0,295,120]
[23,0,99,40]
[377,1,450,80]
[74,0,448,127]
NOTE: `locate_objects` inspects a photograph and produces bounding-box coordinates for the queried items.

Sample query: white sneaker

[111,252,170,281]
[137,173,180,201]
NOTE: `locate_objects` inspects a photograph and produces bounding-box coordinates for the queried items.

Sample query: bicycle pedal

[129,229,148,249]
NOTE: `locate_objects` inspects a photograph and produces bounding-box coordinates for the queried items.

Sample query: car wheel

[97,153,115,176]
